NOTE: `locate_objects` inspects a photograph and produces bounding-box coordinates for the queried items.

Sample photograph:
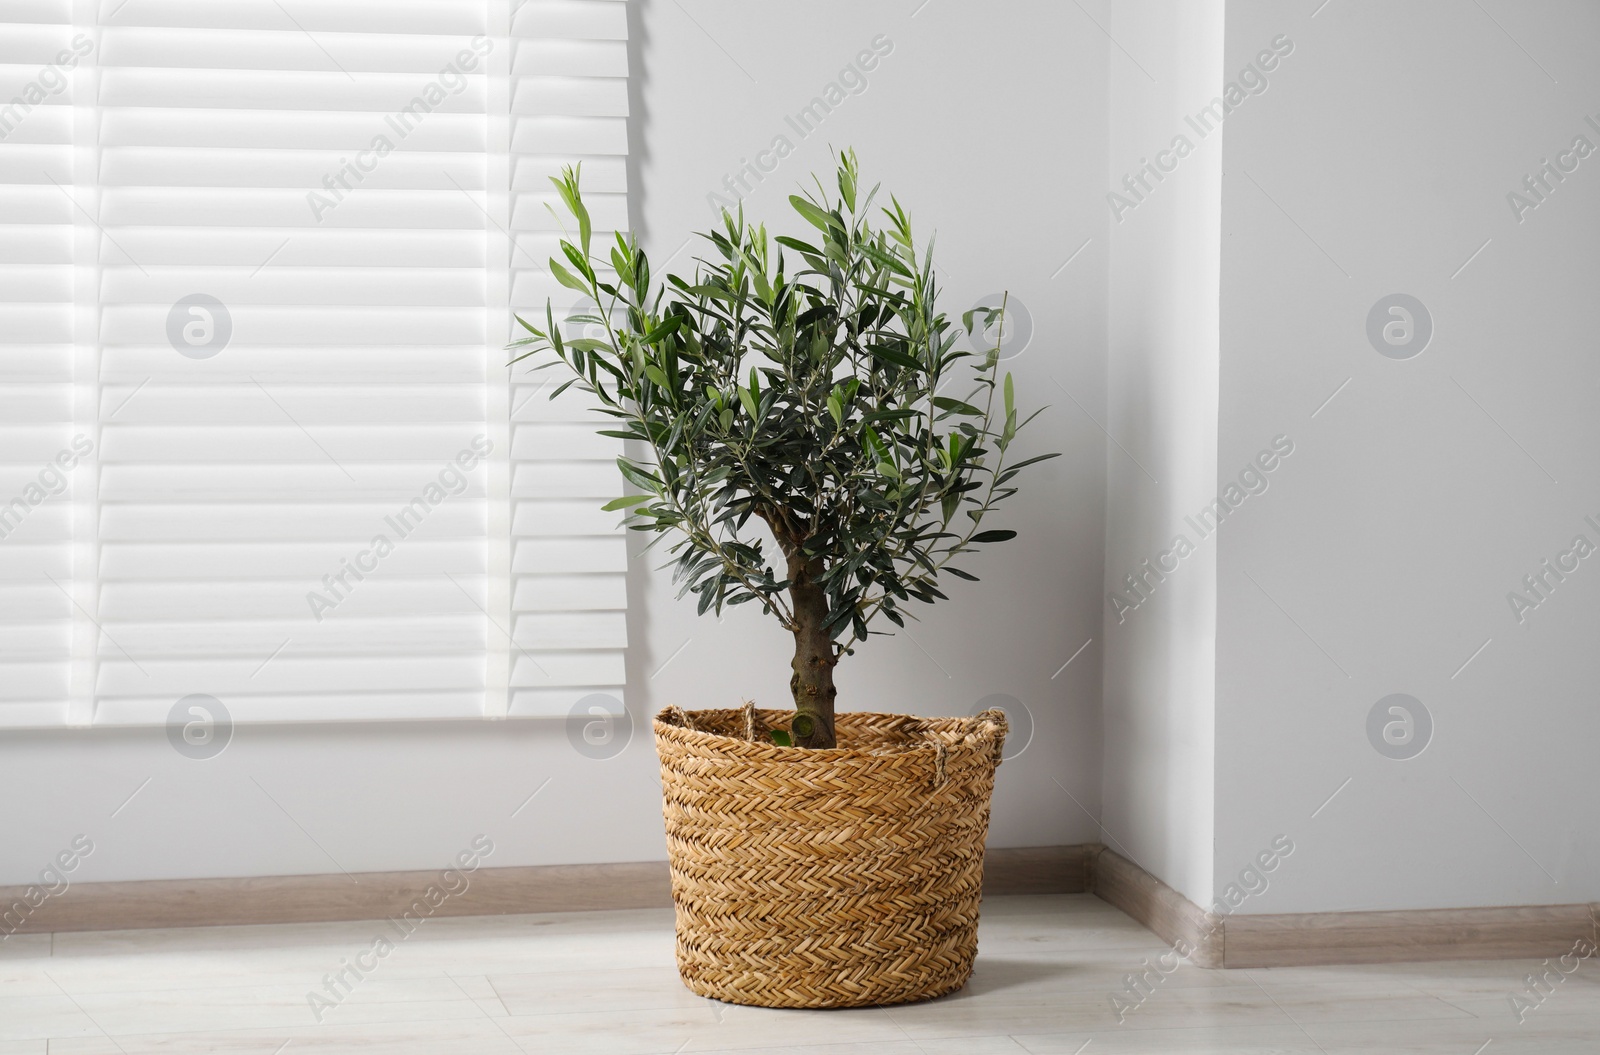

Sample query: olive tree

[512,150,1053,749]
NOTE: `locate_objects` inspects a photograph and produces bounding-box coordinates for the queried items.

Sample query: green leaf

[867,343,921,371]
[775,235,822,257]
[643,315,685,343]
[971,529,1017,544]
[1005,452,1062,472]
[932,396,982,416]
[769,729,792,747]
[549,260,590,294]
[861,410,918,428]
[601,494,652,511]
[789,195,835,232]
[575,194,592,256]
[859,242,913,278]
[616,457,661,491]
[566,338,613,354]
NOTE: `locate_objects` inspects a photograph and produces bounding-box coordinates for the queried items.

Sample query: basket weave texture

[654,705,1008,1008]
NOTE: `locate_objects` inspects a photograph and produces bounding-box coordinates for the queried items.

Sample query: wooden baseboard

[1090,849,1223,967]
[981,844,1096,895]
[8,844,1594,969]
[1222,903,1600,968]
[0,844,1096,937]
[1086,848,1600,969]
[0,861,675,937]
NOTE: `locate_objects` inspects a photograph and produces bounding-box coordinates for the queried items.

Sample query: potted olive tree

[513,151,1052,1009]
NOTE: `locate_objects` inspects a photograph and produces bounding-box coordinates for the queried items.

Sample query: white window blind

[0,0,630,727]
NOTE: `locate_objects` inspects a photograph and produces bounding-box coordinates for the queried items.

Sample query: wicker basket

[653,704,1008,1009]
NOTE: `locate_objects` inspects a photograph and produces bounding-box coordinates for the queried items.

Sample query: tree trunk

[788,557,838,749]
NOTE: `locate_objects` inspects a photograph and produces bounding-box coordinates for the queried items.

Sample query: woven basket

[653,704,1008,1009]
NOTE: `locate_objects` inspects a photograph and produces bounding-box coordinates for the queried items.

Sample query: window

[0,0,629,727]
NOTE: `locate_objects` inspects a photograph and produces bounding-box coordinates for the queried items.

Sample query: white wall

[0,0,1109,886]
[1099,0,1225,909]
[1216,0,1600,913]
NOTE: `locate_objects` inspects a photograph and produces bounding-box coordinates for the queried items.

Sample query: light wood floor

[2,893,1597,1053]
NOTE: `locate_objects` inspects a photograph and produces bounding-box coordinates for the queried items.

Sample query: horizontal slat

[102,465,494,501]
[512,115,627,155]
[99,69,490,113]
[101,148,488,190]
[509,650,624,686]
[101,108,485,149]
[0,540,73,576]
[512,40,626,78]
[513,537,626,574]
[0,620,71,659]
[508,685,626,717]
[101,267,485,306]
[0,105,70,143]
[0,3,71,27]
[102,502,485,541]
[510,423,617,460]
[512,499,620,537]
[0,23,76,65]
[97,655,486,694]
[101,540,479,579]
[98,345,488,382]
[99,228,486,266]
[99,307,484,345]
[101,28,490,74]
[514,0,626,41]
[0,581,71,620]
[512,77,626,118]
[111,0,487,36]
[0,185,73,222]
[510,384,621,424]
[511,610,625,649]
[0,348,72,382]
[511,574,625,611]
[103,575,492,615]
[94,691,487,725]
[100,424,489,461]
[512,461,616,498]
[101,189,490,228]
[0,383,72,418]
[510,191,626,230]
[0,144,74,180]
[513,154,626,192]
[0,263,72,300]
[0,701,69,727]
[99,384,483,422]
[101,612,487,648]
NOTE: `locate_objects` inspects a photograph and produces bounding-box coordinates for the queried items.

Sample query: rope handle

[970,707,1009,766]
[924,709,1009,786]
